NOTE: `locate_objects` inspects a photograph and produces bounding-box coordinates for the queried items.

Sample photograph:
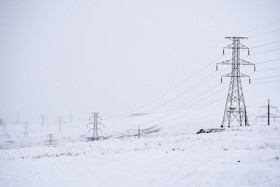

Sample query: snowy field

[0,116,280,187]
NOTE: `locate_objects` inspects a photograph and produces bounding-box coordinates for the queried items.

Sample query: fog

[1,0,280,124]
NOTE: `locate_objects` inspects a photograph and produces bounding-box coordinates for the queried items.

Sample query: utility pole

[0,119,9,138]
[48,134,53,146]
[216,37,255,128]
[256,99,280,125]
[23,121,28,138]
[47,134,56,146]
[88,112,103,141]
[138,125,141,139]
[41,113,46,127]
[58,116,64,132]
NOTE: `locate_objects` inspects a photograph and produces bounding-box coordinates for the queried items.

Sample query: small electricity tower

[0,119,9,138]
[57,116,64,132]
[88,112,103,141]
[41,113,46,127]
[69,113,73,124]
[46,134,56,146]
[256,99,280,125]
[216,37,255,128]
[23,121,28,138]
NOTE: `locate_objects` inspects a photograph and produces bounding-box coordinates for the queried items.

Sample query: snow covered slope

[0,118,280,186]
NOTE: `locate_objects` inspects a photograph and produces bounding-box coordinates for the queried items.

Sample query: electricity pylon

[216,37,255,128]
[46,134,56,146]
[41,113,46,127]
[57,116,64,132]
[256,99,280,125]
[69,113,73,124]
[23,121,28,138]
[88,112,103,141]
[0,119,9,138]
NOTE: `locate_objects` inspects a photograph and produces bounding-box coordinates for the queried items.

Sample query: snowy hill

[0,115,280,186]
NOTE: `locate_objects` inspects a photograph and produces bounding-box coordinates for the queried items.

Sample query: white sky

[0,0,280,124]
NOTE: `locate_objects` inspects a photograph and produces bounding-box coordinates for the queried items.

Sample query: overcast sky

[0,0,280,124]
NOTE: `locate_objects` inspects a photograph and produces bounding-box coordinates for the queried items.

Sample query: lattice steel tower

[88,112,103,141]
[216,37,255,128]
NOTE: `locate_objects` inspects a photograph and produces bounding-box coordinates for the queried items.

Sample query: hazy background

[0,0,279,124]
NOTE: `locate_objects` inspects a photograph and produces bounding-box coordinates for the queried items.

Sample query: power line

[106,55,224,120]
[253,75,280,80]
[153,50,225,91]
[141,84,227,126]
[135,55,223,107]
[161,83,251,126]
[250,48,280,55]
[170,84,224,113]
[252,79,280,84]
[105,48,226,120]
[113,72,227,127]
[162,93,227,126]
[250,27,280,39]
[107,73,224,128]
[145,71,218,112]
[254,67,280,72]
[237,19,280,35]
[128,71,216,113]
[250,40,280,49]
[255,59,280,65]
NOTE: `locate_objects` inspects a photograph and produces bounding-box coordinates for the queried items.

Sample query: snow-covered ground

[0,115,280,186]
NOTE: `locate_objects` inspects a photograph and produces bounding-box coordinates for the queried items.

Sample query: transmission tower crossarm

[221,65,253,83]
[261,105,277,108]
[225,36,248,40]
[224,43,249,50]
[239,59,255,66]
[217,59,233,66]
[223,43,235,50]
[217,59,254,68]
[222,72,250,78]
[257,113,280,118]
[260,105,278,113]
[217,61,254,75]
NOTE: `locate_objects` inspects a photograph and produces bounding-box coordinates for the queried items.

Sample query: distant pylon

[57,116,64,132]
[88,112,103,141]
[41,113,46,127]
[69,113,73,124]
[256,99,280,125]
[216,37,255,128]
[0,119,10,138]
[23,121,28,138]
[138,125,141,139]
